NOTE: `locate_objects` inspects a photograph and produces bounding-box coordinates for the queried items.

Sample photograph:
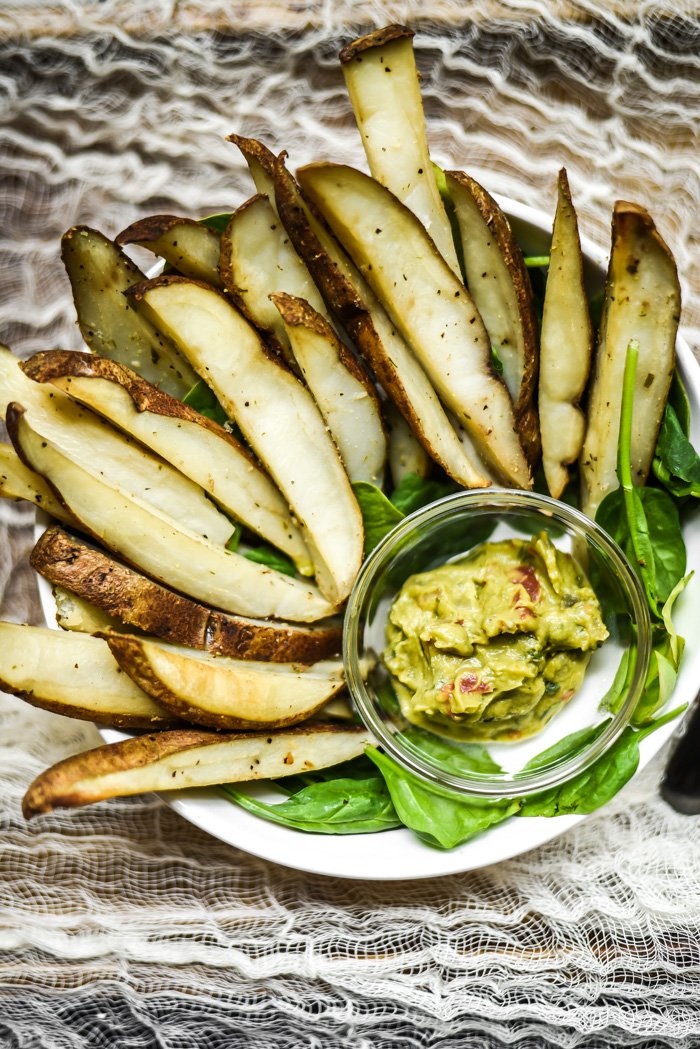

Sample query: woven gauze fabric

[1,2,699,1046]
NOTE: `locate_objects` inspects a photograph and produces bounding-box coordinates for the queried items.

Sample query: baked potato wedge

[22,722,373,817]
[298,164,531,488]
[227,133,277,200]
[126,276,364,605]
[580,202,681,518]
[23,351,311,572]
[53,585,124,634]
[340,25,460,275]
[6,355,233,547]
[271,292,387,485]
[0,622,175,729]
[386,403,430,485]
[104,631,346,731]
[273,156,492,488]
[116,214,222,287]
[445,171,540,462]
[61,226,198,398]
[219,194,333,365]
[0,440,75,523]
[539,170,593,499]
[10,405,337,622]
[32,527,342,661]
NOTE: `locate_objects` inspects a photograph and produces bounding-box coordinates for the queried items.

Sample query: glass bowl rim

[342,487,653,799]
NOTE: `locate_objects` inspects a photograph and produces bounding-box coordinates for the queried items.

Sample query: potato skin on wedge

[539,170,593,499]
[22,723,373,817]
[32,527,342,661]
[0,622,176,730]
[104,631,346,731]
[580,201,681,518]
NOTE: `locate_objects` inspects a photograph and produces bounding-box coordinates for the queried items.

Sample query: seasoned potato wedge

[0,622,175,729]
[227,133,277,200]
[271,292,387,485]
[298,164,531,488]
[219,194,333,365]
[446,171,540,462]
[580,202,681,518]
[53,585,124,634]
[61,226,198,398]
[386,403,430,485]
[340,25,460,274]
[539,170,593,499]
[127,276,364,605]
[22,723,373,816]
[6,354,233,547]
[104,631,346,730]
[10,406,337,622]
[0,441,75,523]
[116,214,222,287]
[32,527,342,661]
[273,156,492,488]
[23,351,311,572]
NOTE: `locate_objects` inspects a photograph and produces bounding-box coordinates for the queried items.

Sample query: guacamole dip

[383,531,609,742]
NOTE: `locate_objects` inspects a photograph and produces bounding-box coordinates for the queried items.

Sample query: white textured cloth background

[0,2,699,1046]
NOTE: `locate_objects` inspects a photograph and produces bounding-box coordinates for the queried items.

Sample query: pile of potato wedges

[0,24,680,822]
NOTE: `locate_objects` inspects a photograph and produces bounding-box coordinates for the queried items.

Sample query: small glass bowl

[343,489,652,799]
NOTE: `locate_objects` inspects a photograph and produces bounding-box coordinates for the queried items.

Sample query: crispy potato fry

[0,622,175,729]
[580,202,681,518]
[539,170,593,499]
[61,226,198,398]
[22,723,373,816]
[271,292,387,485]
[127,276,364,605]
[298,164,531,488]
[104,631,346,730]
[10,407,338,622]
[116,214,222,287]
[32,527,342,660]
[23,351,311,572]
[340,25,460,274]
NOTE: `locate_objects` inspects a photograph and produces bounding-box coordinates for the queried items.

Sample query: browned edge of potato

[21,349,262,469]
[22,722,371,817]
[31,526,342,662]
[446,170,540,464]
[338,23,413,63]
[102,630,345,732]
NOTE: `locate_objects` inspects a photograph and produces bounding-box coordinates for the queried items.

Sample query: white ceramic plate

[35,195,700,880]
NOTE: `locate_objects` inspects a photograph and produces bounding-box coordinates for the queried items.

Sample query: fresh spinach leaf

[518,706,685,817]
[352,482,405,555]
[432,162,467,281]
[183,378,229,426]
[199,212,233,234]
[669,368,692,437]
[599,649,633,715]
[366,747,519,850]
[597,340,686,615]
[522,721,611,773]
[401,726,504,776]
[225,522,243,553]
[389,473,459,517]
[653,401,700,496]
[491,345,505,376]
[523,256,550,268]
[222,774,401,834]
[240,543,296,577]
